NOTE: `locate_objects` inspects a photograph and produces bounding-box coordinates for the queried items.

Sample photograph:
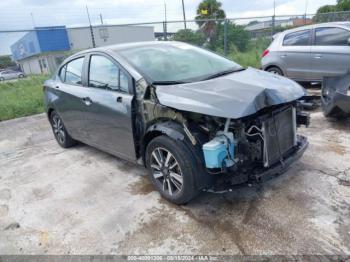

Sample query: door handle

[314,54,322,59]
[116,96,123,103]
[280,54,287,58]
[82,97,92,106]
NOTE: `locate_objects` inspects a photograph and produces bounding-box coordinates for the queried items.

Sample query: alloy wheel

[52,114,65,144]
[150,147,183,196]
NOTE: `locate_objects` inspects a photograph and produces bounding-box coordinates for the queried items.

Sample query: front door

[310,26,350,81]
[278,29,312,81]
[82,54,136,161]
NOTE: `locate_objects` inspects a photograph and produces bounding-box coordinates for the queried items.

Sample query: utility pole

[181,0,187,29]
[304,0,308,25]
[86,5,96,48]
[272,0,276,36]
[163,1,167,40]
[30,12,36,28]
[100,13,104,25]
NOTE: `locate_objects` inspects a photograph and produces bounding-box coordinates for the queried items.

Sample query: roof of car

[280,21,350,35]
[75,41,185,56]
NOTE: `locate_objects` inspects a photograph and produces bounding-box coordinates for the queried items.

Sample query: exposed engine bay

[184,103,308,176]
[134,79,309,192]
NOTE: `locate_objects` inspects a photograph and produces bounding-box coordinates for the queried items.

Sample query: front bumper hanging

[204,135,308,193]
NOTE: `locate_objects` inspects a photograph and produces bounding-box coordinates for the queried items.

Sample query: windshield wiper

[202,68,245,81]
[152,80,188,85]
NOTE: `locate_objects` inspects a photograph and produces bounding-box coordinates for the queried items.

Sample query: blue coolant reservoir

[203,135,234,169]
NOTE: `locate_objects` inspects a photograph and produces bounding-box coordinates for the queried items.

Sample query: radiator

[262,106,297,167]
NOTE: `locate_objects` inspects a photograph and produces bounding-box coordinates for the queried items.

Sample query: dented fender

[141,120,211,190]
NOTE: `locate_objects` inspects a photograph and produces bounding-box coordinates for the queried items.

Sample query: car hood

[155,67,306,119]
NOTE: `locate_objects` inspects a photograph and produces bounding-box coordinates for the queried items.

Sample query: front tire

[266,66,283,76]
[49,111,76,148]
[146,136,199,204]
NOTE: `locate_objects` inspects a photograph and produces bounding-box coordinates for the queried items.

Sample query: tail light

[262,49,269,58]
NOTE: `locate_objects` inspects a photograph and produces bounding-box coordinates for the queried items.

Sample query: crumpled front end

[196,103,309,192]
[145,68,310,191]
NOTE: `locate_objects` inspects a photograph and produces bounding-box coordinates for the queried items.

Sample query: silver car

[262,22,350,82]
[0,70,25,81]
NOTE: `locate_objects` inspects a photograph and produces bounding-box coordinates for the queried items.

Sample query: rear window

[315,27,350,46]
[283,30,311,46]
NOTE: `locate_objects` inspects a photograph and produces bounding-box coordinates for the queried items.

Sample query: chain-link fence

[1,10,349,74]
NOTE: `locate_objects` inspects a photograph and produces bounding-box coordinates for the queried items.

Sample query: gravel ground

[0,111,349,255]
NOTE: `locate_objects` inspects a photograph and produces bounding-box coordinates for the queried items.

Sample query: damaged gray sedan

[44,41,309,204]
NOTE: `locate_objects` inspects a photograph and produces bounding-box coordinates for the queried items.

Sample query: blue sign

[11,26,70,61]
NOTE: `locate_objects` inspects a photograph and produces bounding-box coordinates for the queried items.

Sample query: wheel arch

[141,120,186,166]
[264,64,285,75]
[141,120,210,190]
[47,107,55,119]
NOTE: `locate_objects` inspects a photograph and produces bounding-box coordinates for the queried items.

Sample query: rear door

[310,26,350,81]
[278,29,312,81]
[81,53,136,161]
[52,56,90,140]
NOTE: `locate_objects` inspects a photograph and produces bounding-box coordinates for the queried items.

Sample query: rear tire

[266,66,283,76]
[146,136,199,204]
[49,111,76,148]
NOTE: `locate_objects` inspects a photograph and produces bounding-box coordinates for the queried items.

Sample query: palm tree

[195,0,226,41]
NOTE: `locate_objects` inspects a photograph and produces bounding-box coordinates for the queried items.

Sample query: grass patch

[228,38,271,68]
[229,48,263,68]
[0,75,48,121]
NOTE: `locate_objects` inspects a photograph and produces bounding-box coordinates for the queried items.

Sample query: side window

[315,27,350,46]
[65,57,84,85]
[283,30,311,46]
[119,70,129,93]
[88,55,129,92]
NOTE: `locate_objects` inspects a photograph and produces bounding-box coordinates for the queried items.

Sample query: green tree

[173,29,206,46]
[337,0,350,11]
[314,0,350,22]
[0,56,16,69]
[210,22,250,52]
[195,0,226,41]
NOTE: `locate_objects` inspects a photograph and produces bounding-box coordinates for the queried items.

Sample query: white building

[11,25,155,75]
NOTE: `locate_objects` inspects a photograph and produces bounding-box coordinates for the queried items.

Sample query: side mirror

[348,37,350,45]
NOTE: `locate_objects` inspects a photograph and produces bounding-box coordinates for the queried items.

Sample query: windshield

[118,42,242,83]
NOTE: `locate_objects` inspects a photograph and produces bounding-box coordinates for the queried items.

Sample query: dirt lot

[0,111,349,255]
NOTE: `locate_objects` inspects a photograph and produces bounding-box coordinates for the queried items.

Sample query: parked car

[44,41,309,204]
[262,22,350,82]
[0,70,25,81]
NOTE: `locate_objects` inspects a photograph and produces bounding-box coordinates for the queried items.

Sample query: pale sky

[0,0,336,55]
